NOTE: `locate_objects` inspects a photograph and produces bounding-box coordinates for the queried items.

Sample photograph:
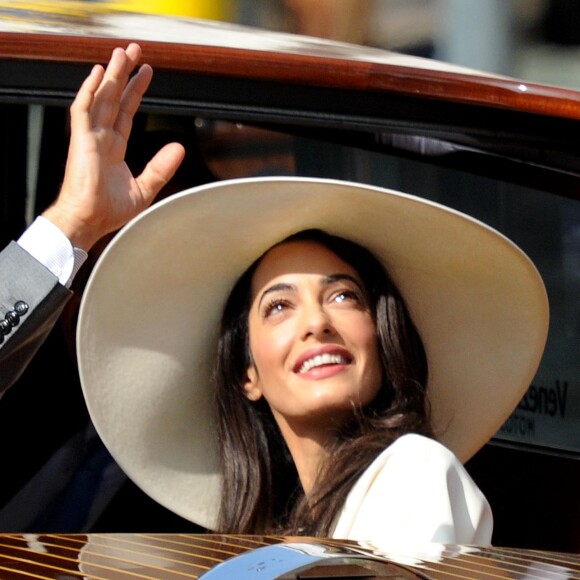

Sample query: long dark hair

[213,229,432,535]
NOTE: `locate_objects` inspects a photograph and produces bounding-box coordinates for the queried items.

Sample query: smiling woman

[215,229,428,536]
[243,236,383,428]
[76,176,549,556]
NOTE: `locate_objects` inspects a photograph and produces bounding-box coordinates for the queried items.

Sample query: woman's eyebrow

[257,274,363,308]
[322,273,363,289]
[258,282,296,308]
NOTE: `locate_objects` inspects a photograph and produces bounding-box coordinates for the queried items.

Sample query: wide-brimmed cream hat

[77,176,549,531]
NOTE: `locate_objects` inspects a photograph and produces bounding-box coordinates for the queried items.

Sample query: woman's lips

[293,346,353,375]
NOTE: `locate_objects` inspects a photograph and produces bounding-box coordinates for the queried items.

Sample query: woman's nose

[300,302,336,339]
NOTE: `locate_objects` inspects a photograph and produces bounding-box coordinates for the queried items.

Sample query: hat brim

[77,176,549,530]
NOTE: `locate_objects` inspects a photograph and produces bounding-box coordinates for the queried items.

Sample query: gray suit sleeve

[0,241,72,393]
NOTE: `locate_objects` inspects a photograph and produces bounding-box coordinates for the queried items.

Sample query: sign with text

[495,337,580,454]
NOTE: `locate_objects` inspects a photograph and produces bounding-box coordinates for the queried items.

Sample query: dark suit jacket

[0,241,202,533]
[0,241,72,394]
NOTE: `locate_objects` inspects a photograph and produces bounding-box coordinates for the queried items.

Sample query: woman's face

[244,239,382,433]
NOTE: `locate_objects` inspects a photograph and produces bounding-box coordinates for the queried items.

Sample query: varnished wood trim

[2,31,580,121]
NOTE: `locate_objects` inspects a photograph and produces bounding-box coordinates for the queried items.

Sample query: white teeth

[299,353,348,373]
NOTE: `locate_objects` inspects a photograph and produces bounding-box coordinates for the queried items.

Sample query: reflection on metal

[0,533,577,578]
[199,542,421,579]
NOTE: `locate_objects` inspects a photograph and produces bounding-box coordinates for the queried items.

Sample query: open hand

[43,43,185,251]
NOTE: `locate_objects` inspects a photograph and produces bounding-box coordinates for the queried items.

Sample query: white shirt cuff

[17,216,88,288]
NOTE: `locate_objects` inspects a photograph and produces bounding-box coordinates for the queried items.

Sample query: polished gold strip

[0,535,207,579]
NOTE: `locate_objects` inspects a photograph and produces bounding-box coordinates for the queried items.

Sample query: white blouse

[331,434,493,555]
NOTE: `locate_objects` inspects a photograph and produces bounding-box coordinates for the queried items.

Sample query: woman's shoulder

[333,433,493,545]
[349,433,468,500]
[333,432,493,546]
[373,433,459,468]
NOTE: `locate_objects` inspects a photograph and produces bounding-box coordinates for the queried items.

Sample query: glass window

[191,117,580,455]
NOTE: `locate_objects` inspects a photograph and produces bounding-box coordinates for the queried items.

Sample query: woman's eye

[333,289,360,304]
[263,299,289,317]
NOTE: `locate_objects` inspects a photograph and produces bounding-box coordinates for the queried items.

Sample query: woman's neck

[273,413,339,495]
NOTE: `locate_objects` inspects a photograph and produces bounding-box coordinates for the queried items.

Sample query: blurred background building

[238,0,580,89]
[162,0,580,89]
[2,0,579,87]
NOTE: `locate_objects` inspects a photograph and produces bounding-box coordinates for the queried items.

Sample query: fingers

[92,43,143,129]
[135,142,186,205]
[113,63,153,142]
[124,41,142,64]
[50,42,169,251]
[69,64,105,137]
[69,43,144,136]
[122,63,153,114]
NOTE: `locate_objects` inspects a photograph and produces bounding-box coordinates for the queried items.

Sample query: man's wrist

[17,216,88,287]
[41,204,97,252]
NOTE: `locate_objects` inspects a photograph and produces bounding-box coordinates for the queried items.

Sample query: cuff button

[14,301,29,316]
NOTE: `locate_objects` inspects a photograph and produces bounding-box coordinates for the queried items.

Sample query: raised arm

[0,43,185,392]
[43,42,185,251]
